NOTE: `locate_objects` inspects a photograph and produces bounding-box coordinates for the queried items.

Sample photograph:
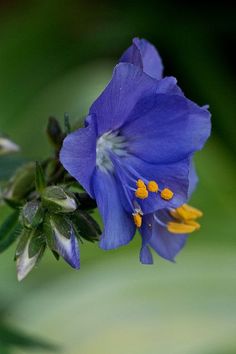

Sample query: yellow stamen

[133,213,142,228]
[136,179,146,189]
[167,221,197,234]
[178,204,203,220]
[147,180,159,193]
[135,187,148,199]
[161,188,174,200]
[185,220,201,230]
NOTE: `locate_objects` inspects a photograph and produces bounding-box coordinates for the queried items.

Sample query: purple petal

[89,63,158,136]
[188,160,198,198]
[156,76,184,96]
[122,154,190,213]
[120,37,164,80]
[60,118,97,198]
[140,245,153,264]
[122,94,211,164]
[148,211,188,262]
[93,168,136,249]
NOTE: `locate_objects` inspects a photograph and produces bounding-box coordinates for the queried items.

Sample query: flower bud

[0,137,20,155]
[16,228,45,281]
[44,214,80,269]
[3,162,35,201]
[42,186,77,213]
[21,200,44,229]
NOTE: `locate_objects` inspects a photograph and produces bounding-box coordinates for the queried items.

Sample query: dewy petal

[119,37,164,80]
[146,212,188,262]
[122,155,190,213]
[122,94,211,164]
[93,168,136,250]
[89,63,158,136]
[60,118,97,198]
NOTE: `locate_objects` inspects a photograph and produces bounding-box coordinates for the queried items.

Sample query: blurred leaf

[35,162,46,195]
[0,211,20,253]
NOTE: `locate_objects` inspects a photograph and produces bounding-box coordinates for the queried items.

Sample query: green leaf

[0,211,20,253]
[35,161,46,194]
[72,210,101,242]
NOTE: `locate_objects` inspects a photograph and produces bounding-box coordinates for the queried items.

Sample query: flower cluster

[60,38,211,263]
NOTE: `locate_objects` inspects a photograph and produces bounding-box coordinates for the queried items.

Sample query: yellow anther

[136,179,146,189]
[147,180,159,193]
[179,204,203,220]
[161,188,174,200]
[167,221,196,234]
[135,187,148,199]
[133,213,142,228]
[185,220,201,230]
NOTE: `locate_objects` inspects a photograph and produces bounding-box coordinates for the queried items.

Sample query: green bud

[21,200,44,229]
[42,186,77,213]
[0,137,20,155]
[46,116,64,148]
[3,162,35,202]
[35,161,46,194]
[43,214,80,269]
[15,228,45,281]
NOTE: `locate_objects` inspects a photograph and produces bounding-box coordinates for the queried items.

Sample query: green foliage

[0,211,20,253]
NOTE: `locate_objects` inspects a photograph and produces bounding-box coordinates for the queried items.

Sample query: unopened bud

[21,200,44,229]
[0,137,20,155]
[42,186,77,213]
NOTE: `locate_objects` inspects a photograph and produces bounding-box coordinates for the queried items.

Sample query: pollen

[185,220,201,230]
[136,179,146,189]
[147,180,159,193]
[133,212,142,228]
[167,221,197,234]
[161,188,174,200]
[135,187,148,199]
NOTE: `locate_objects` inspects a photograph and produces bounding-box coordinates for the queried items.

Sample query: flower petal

[60,118,97,197]
[140,245,153,264]
[93,168,136,250]
[89,63,158,136]
[119,37,164,80]
[188,161,198,198]
[147,211,188,261]
[121,154,189,213]
[122,94,211,164]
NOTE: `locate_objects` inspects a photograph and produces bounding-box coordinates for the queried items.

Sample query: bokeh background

[0,1,236,353]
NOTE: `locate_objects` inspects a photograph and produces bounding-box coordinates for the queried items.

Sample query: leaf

[0,211,20,253]
[35,161,46,194]
[72,210,101,242]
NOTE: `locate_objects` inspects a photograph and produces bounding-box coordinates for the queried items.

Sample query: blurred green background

[0,1,235,353]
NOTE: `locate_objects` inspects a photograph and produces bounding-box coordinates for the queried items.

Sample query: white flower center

[96,131,127,172]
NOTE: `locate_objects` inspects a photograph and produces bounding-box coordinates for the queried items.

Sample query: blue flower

[119,38,207,263]
[60,40,211,252]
